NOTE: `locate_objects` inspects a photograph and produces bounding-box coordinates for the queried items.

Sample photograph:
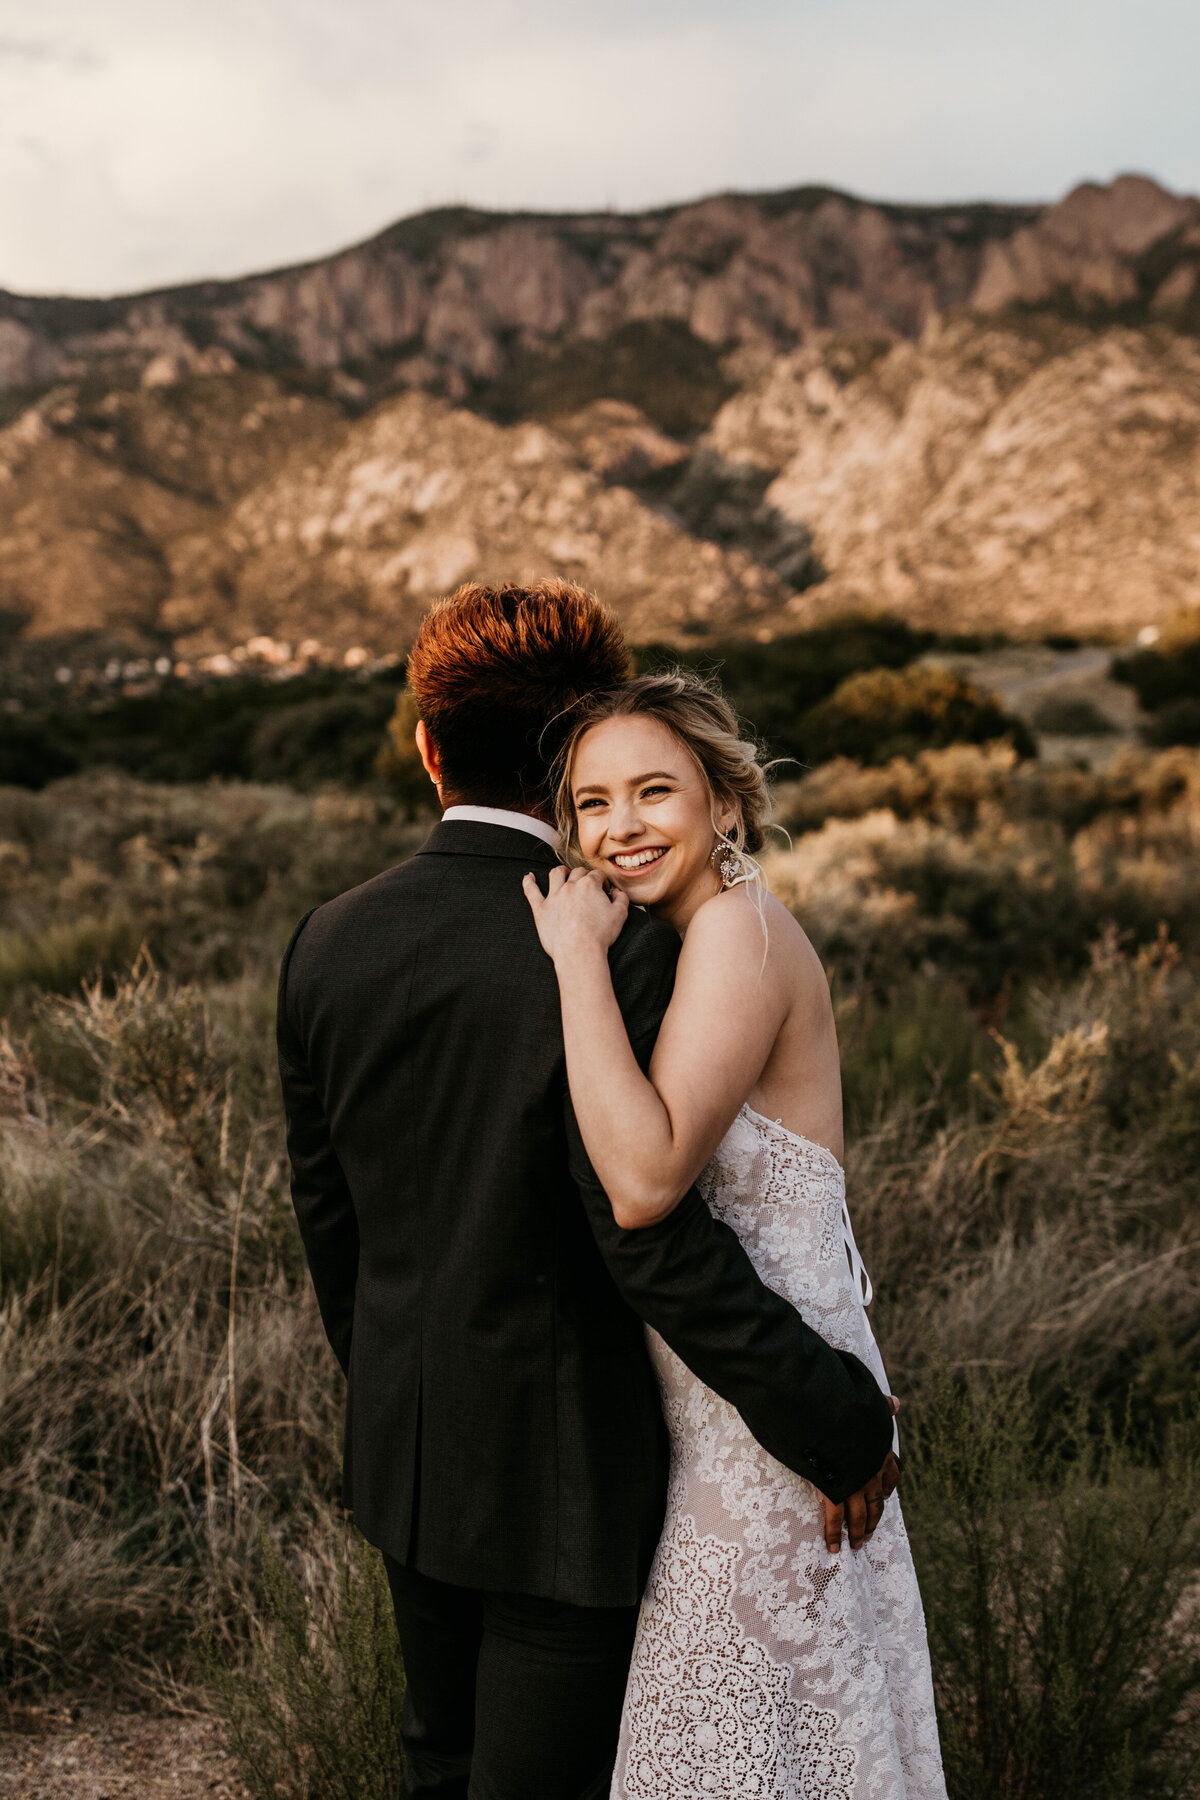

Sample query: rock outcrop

[0,189,1042,407]
[0,377,788,651]
[0,374,346,638]
[972,175,1200,322]
[706,317,1200,638]
[164,392,789,651]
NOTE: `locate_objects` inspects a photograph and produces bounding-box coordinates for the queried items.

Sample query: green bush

[635,616,938,764]
[206,1527,405,1800]
[905,1368,1200,1800]
[0,671,405,793]
[793,665,1034,768]
[375,687,437,813]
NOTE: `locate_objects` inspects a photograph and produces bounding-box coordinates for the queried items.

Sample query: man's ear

[414,719,442,793]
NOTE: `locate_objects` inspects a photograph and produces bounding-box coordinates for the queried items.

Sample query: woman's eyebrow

[574,769,679,798]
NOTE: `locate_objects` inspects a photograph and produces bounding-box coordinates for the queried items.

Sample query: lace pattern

[612,1106,947,1799]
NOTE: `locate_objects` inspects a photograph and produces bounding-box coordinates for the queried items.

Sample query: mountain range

[1,172,1198,662]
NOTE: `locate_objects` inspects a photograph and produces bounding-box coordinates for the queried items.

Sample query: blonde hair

[552,670,772,878]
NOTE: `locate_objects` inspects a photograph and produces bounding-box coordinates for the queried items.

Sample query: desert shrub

[792,665,1034,768]
[774,742,1200,841]
[1112,609,1200,714]
[836,973,992,1134]
[0,957,342,1698]
[1143,697,1200,747]
[768,808,1089,992]
[1031,693,1116,735]
[0,774,426,1004]
[905,1368,1200,1800]
[772,742,1026,834]
[0,1469,194,1697]
[844,932,1200,1432]
[634,616,936,764]
[375,686,438,813]
[206,1525,405,1800]
[0,915,144,1013]
[0,670,405,792]
[0,1109,110,1303]
[767,747,1200,991]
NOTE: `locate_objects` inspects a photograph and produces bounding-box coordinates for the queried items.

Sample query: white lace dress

[612,1105,947,1800]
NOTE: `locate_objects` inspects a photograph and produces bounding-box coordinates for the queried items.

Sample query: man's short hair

[406,579,631,810]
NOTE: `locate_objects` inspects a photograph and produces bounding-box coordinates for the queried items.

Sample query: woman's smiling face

[571,714,733,927]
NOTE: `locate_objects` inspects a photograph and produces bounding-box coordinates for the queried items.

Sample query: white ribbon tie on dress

[841,1199,874,1307]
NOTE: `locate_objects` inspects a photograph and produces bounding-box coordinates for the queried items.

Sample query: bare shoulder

[682,888,829,1002]
[682,886,769,958]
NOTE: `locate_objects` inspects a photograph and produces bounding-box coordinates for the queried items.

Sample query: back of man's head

[406,579,631,813]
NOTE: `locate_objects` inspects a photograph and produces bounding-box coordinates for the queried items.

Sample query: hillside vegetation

[0,618,1035,795]
[3,734,1200,1795]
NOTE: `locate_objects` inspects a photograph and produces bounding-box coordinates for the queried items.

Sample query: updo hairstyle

[551,670,771,869]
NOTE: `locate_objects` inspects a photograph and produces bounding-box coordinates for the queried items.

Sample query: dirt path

[0,1705,248,1800]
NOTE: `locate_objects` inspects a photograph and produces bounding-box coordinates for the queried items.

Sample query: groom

[277,579,895,1800]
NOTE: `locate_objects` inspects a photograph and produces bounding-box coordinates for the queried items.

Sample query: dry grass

[3,758,1200,1794]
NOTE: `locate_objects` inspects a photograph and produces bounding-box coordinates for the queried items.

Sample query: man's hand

[822,1397,901,1554]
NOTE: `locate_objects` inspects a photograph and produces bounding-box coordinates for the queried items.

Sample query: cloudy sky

[1,0,1196,298]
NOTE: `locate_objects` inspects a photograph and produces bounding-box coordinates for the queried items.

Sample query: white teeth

[613,847,667,870]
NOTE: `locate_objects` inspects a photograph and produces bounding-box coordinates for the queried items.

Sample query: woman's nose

[607,802,643,842]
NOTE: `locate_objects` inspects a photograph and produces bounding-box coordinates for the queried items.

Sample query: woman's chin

[611,869,669,904]
[616,870,687,912]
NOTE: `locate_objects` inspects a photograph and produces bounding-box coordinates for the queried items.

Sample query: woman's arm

[523,867,789,1227]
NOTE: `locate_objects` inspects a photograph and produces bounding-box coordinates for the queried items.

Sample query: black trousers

[383,1556,640,1800]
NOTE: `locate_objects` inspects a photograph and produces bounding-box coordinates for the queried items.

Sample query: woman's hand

[523,866,630,967]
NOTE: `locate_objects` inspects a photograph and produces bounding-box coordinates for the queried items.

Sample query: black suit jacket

[277,820,893,1606]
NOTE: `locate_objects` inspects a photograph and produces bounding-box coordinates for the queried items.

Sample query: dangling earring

[710,838,744,889]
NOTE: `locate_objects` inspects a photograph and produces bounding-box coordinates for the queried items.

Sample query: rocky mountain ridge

[3,175,1197,411]
[0,174,1197,661]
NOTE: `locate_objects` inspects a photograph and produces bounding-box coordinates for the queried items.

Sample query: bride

[523,671,947,1800]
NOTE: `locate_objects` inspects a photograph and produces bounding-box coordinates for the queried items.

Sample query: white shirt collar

[440,804,559,851]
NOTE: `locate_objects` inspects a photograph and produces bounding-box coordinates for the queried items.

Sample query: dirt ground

[0,1704,248,1800]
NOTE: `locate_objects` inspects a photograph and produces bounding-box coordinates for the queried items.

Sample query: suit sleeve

[276,911,359,1377]
[565,913,894,1505]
